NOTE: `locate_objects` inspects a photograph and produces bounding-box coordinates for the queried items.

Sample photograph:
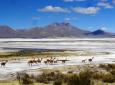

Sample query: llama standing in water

[28,60,34,66]
[1,60,8,67]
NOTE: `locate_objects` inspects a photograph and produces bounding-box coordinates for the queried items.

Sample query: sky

[0,0,115,32]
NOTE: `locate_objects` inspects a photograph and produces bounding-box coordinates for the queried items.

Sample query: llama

[37,58,43,64]
[61,59,69,63]
[49,58,55,64]
[28,60,33,66]
[44,60,48,64]
[88,57,94,62]
[1,60,8,67]
[82,59,87,63]
[54,59,58,63]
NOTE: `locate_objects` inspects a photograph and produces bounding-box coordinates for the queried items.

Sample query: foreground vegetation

[0,64,115,85]
[0,64,114,85]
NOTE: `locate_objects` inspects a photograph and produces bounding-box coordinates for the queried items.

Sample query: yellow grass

[0,81,52,85]
[0,81,115,85]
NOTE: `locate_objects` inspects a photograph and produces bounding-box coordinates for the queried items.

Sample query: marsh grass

[0,49,109,58]
[16,72,34,85]
[1,64,115,85]
[39,64,115,84]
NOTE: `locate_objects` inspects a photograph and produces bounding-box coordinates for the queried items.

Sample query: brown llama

[1,60,8,67]
[61,59,69,63]
[44,58,50,64]
[54,60,58,63]
[49,58,55,64]
[46,59,50,64]
[32,59,38,64]
[37,58,43,63]
[28,60,33,66]
[44,60,48,64]
[82,59,87,63]
[28,58,38,66]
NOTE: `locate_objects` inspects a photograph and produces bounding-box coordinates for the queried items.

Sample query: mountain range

[0,22,115,38]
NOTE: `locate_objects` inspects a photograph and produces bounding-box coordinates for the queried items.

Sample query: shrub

[79,71,91,85]
[35,71,65,84]
[110,69,115,77]
[92,72,103,80]
[99,64,115,71]
[16,72,34,85]
[67,71,91,85]
[67,74,79,85]
[102,73,114,83]
[53,79,62,85]
[108,64,115,69]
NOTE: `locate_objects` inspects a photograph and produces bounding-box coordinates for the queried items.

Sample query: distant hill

[0,23,115,38]
[87,29,115,37]
[0,26,17,38]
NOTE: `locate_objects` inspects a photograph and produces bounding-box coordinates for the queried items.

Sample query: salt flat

[0,38,115,80]
[0,38,115,52]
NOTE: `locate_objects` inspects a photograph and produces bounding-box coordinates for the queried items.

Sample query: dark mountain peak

[86,29,115,37]
[92,29,105,35]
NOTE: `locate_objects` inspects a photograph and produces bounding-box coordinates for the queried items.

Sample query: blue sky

[0,0,115,32]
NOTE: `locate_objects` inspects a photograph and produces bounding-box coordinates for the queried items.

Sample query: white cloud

[97,2,113,8]
[39,6,100,14]
[100,27,108,31]
[72,7,100,14]
[38,6,70,13]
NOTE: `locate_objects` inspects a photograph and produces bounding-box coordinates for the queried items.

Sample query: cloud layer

[39,6,100,14]
[38,6,70,13]
[72,7,100,14]
[38,0,115,14]
[97,2,113,8]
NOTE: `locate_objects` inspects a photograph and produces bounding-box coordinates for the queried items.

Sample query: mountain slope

[16,22,90,38]
[39,22,89,37]
[0,26,17,38]
[0,23,115,38]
